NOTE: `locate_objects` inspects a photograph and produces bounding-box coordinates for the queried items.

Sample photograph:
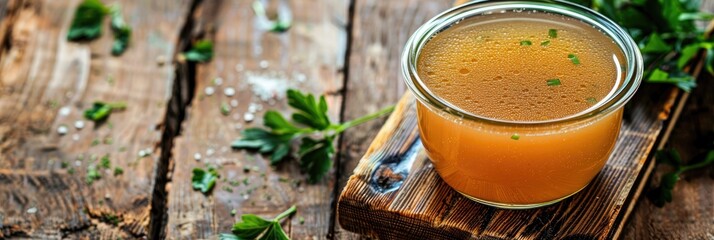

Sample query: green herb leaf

[647,69,697,92]
[567,54,580,65]
[100,154,111,169]
[264,110,302,135]
[86,166,102,185]
[510,134,520,140]
[109,4,131,55]
[231,128,294,163]
[287,89,331,130]
[548,29,557,38]
[649,149,714,207]
[113,167,123,176]
[586,97,597,104]
[520,40,532,46]
[298,137,335,183]
[227,205,296,240]
[678,12,714,21]
[183,40,214,62]
[540,40,550,46]
[546,78,561,86]
[67,0,108,41]
[677,44,700,69]
[84,102,127,122]
[641,33,672,53]
[192,167,219,194]
[218,233,241,240]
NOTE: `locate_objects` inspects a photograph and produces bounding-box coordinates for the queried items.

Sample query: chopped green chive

[540,40,550,46]
[520,40,532,46]
[220,102,230,116]
[586,97,597,103]
[114,167,124,176]
[568,54,580,65]
[511,134,520,140]
[549,29,558,38]
[546,78,561,86]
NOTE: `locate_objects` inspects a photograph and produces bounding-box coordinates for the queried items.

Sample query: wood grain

[336,1,705,240]
[0,0,192,238]
[162,0,349,239]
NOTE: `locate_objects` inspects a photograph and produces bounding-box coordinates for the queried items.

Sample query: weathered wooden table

[0,0,711,239]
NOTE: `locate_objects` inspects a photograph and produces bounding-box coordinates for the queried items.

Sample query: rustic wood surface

[161,0,349,239]
[0,0,191,238]
[0,0,710,239]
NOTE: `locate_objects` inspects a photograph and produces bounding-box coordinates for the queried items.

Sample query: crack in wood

[148,0,205,239]
[329,0,357,238]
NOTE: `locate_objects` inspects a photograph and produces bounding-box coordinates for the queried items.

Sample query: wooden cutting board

[336,1,707,239]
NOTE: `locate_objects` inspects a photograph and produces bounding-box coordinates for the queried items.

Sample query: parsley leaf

[223,205,296,240]
[546,78,561,86]
[298,137,335,183]
[67,0,108,41]
[84,102,126,122]
[520,40,532,46]
[548,29,557,38]
[109,4,131,56]
[192,167,219,194]
[648,149,714,207]
[183,40,214,62]
[287,89,331,130]
[641,33,672,53]
[232,128,294,163]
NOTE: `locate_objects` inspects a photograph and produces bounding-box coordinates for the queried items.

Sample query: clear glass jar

[402,0,643,209]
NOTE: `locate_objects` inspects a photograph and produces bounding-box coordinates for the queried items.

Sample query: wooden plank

[0,0,192,238]
[336,1,704,240]
[620,3,714,239]
[162,0,349,238]
[621,71,714,240]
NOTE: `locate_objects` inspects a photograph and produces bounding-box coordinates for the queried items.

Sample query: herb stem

[106,101,127,109]
[678,151,714,172]
[274,205,297,221]
[334,105,395,134]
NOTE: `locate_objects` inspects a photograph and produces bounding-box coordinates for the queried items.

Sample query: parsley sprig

[232,89,394,183]
[220,205,296,240]
[569,0,714,91]
[182,40,214,63]
[648,149,714,206]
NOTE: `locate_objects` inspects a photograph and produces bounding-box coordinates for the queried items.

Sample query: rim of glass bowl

[401,0,643,126]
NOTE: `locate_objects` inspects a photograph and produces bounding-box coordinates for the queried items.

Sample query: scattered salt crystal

[26,207,37,214]
[204,87,215,96]
[138,150,147,157]
[259,60,269,69]
[75,161,82,166]
[57,125,69,135]
[246,72,288,101]
[59,107,71,116]
[243,113,255,122]
[248,104,258,113]
[74,120,85,129]
[105,193,111,199]
[156,55,167,66]
[72,134,80,141]
[224,87,236,97]
[194,153,202,161]
[206,148,215,156]
[230,99,239,107]
[213,77,224,86]
[295,73,307,82]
